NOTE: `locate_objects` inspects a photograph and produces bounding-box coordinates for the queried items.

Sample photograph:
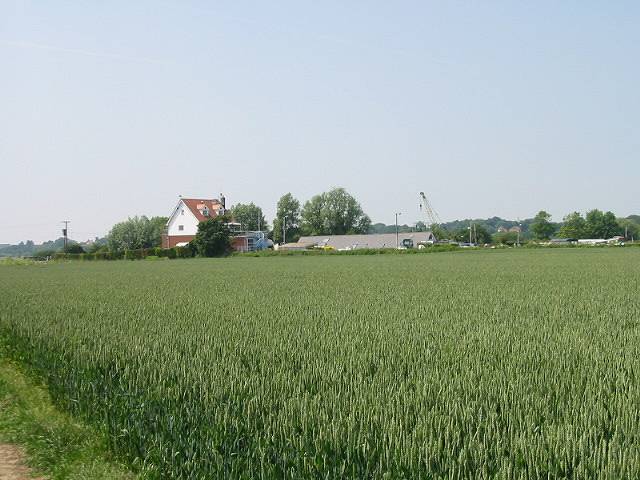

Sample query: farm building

[297,232,436,250]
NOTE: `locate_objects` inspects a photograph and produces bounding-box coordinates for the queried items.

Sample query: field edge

[0,343,138,480]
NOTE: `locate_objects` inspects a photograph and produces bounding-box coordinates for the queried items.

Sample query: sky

[1,1,638,243]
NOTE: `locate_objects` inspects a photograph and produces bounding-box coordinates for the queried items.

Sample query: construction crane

[419,191,441,226]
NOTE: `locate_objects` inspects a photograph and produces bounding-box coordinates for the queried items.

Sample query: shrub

[175,245,194,258]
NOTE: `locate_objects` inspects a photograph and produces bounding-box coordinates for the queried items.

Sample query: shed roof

[298,232,435,250]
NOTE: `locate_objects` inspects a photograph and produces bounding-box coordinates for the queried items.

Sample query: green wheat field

[1,248,639,478]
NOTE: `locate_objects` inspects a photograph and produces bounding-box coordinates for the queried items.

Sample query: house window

[181,210,184,215]
[178,225,184,231]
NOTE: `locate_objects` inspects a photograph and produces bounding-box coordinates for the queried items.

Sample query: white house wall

[167,201,200,236]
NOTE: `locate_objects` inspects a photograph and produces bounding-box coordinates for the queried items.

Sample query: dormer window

[202,207,210,217]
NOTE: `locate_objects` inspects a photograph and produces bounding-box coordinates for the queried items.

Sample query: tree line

[99,204,640,255]
[2,189,639,258]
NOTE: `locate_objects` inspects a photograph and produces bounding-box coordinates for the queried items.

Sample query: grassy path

[0,351,136,480]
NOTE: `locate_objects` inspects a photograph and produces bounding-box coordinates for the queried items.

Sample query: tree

[473,224,492,244]
[273,193,301,243]
[107,216,168,252]
[618,218,640,240]
[231,203,267,231]
[531,210,556,240]
[149,216,169,246]
[558,212,586,239]
[414,221,427,232]
[429,224,449,241]
[192,217,231,257]
[300,188,371,236]
[492,231,519,245]
[64,243,85,254]
[449,224,489,244]
[584,209,619,238]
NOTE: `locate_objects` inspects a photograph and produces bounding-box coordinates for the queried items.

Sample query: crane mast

[419,191,441,226]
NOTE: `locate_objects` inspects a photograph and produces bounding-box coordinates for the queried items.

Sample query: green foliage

[618,217,640,240]
[428,223,449,240]
[584,209,619,238]
[1,249,640,478]
[450,224,491,244]
[175,246,194,258]
[559,210,620,239]
[192,217,231,257]
[86,239,109,254]
[272,193,301,244]
[230,203,267,231]
[64,243,85,254]
[368,222,429,234]
[531,210,556,240]
[107,216,168,252]
[0,237,64,257]
[33,249,57,259]
[301,187,371,236]
[558,211,586,238]
[441,216,531,237]
[492,231,520,245]
[0,342,137,479]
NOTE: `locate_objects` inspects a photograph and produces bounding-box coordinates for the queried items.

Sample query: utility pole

[282,215,288,245]
[469,223,472,244]
[61,220,70,251]
[395,212,401,248]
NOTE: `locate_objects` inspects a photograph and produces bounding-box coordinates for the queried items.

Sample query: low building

[577,239,607,245]
[297,232,436,250]
[550,238,577,244]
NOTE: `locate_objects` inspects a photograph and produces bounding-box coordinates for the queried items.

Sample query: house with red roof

[161,196,226,248]
[162,195,272,252]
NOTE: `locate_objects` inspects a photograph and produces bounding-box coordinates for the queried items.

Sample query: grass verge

[0,345,137,480]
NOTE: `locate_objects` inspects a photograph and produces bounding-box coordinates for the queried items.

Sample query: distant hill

[370,217,538,236]
[0,237,107,257]
[440,216,534,234]
[0,238,67,257]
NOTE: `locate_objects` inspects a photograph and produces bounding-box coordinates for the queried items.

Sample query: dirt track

[0,444,43,480]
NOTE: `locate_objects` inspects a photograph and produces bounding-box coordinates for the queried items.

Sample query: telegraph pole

[61,220,70,251]
[395,212,401,248]
[282,215,288,244]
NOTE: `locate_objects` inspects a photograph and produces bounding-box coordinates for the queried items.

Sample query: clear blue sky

[2,1,638,243]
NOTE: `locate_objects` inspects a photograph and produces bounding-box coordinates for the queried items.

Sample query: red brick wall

[162,234,248,251]
[162,234,196,249]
